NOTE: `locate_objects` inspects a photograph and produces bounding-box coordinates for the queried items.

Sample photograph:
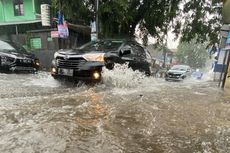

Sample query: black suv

[0,40,40,73]
[51,39,153,81]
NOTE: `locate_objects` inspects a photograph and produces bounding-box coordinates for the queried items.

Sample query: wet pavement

[0,65,230,153]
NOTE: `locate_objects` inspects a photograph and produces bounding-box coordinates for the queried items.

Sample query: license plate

[23,59,31,63]
[58,68,73,76]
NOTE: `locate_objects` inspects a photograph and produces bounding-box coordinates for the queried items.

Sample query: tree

[52,0,223,44]
[51,0,94,25]
[176,39,209,68]
[180,0,222,43]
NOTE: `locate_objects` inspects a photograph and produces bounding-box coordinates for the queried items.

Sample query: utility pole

[59,0,64,48]
[96,0,99,40]
[59,0,63,19]
[163,0,172,68]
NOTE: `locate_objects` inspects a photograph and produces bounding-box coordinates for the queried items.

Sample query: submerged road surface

[0,66,230,153]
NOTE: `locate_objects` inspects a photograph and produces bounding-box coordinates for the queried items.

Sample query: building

[0,0,91,69]
[147,44,177,67]
[0,0,50,45]
[0,0,46,25]
[0,0,50,34]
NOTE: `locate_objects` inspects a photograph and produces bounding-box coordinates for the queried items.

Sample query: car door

[131,44,151,74]
[186,66,192,77]
[120,42,149,73]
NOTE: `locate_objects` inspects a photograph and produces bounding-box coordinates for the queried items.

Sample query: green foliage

[51,0,94,25]
[52,0,222,44]
[176,39,209,68]
[99,0,130,37]
[181,0,222,43]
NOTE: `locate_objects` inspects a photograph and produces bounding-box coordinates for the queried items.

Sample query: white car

[165,65,192,81]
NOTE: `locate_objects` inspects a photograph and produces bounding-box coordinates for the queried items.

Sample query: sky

[147,31,180,49]
[135,26,180,49]
[166,31,180,49]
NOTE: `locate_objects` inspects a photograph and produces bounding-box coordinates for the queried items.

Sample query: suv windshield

[79,40,123,52]
[0,40,27,53]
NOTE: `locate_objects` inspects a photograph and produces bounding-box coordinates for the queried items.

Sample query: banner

[58,21,69,38]
[226,32,230,49]
[90,21,97,41]
[57,10,69,38]
[51,31,59,38]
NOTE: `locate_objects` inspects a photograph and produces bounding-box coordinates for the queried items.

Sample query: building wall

[225,51,230,88]
[0,0,36,22]
[0,1,4,21]
[223,0,230,24]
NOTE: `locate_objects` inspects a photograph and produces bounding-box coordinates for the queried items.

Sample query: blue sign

[58,22,69,38]
[226,32,230,49]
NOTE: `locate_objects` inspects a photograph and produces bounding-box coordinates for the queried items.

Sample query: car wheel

[147,65,153,76]
[105,61,114,70]
[51,74,58,80]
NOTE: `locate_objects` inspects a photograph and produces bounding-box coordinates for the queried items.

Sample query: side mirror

[120,46,131,56]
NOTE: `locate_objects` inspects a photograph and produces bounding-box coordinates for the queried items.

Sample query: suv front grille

[168,73,182,78]
[15,59,33,67]
[57,58,86,69]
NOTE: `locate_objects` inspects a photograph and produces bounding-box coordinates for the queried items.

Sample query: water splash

[102,63,146,88]
[24,71,61,88]
[101,63,162,95]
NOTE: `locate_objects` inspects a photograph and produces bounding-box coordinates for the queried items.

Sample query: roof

[68,23,91,35]
[0,20,41,26]
[170,49,177,53]
[26,24,91,35]
[27,28,57,33]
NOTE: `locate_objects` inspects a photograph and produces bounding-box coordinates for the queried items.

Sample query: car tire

[147,66,153,76]
[105,61,114,70]
[51,74,58,80]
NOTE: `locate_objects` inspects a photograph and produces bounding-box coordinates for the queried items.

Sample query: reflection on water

[0,67,230,153]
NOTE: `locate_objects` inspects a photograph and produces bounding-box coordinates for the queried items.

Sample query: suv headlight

[1,56,15,64]
[83,53,105,62]
[34,59,40,66]
[54,52,60,59]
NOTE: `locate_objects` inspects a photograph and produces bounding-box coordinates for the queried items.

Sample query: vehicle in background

[0,40,40,73]
[51,39,153,82]
[165,64,191,81]
[191,69,203,80]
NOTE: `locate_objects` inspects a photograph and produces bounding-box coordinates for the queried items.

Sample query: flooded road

[0,66,230,153]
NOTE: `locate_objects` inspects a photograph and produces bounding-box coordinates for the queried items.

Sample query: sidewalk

[225,76,230,89]
[225,87,230,95]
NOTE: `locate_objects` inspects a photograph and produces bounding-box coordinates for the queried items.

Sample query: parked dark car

[165,64,192,81]
[0,40,40,73]
[51,39,153,82]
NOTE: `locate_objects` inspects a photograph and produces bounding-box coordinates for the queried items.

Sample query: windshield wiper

[0,49,15,52]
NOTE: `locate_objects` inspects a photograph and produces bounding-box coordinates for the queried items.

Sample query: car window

[79,40,123,52]
[171,65,189,71]
[0,41,16,51]
[145,49,152,62]
[0,40,27,53]
[129,43,146,59]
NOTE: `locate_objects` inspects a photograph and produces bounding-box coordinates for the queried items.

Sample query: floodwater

[0,65,230,153]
